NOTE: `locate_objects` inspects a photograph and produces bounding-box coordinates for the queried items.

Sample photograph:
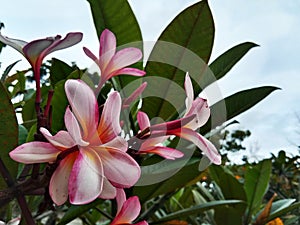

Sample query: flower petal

[9,142,60,164]
[64,107,89,147]
[40,127,76,150]
[185,98,210,129]
[99,29,116,69]
[98,177,117,199]
[83,47,98,63]
[68,148,104,205]
[101,136,128,152]
[184,73,194,112]
[49,152,77,205]
[112,67,146,77]
[96,147,140,188]
[104,47,142,75]
[172,128,221,165]
[98,91,122,143]
[137,111,150,130]
[111,196,141,224]
[123,82,147,108]
[116,188,126,213]
[65,79,99,138]
[0,33,27,54]
[47,32,83,55]
[139,146,184,160]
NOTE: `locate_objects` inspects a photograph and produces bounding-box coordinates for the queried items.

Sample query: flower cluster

[2,28,221,223]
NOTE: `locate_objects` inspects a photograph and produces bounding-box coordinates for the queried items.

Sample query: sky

[0,0,299,162]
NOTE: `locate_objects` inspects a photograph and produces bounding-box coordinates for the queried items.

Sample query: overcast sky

[1,0,299,162]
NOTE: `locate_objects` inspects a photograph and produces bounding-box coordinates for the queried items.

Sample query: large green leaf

[142,0,215,120]
[202,86,280,134]
[0,81,18,188]
[209,165,247,201]
[154,200,245,223]
[86,0,143,90]
[244,159,272,224]
[201,42,259,88]
[209,165,247,225]
[133,156,203,203]
[58,199,103,225]
[49,58,74,86]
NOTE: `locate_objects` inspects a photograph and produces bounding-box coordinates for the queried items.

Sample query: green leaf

[142,0,214,120]
[209,165,247,201]
[244,159,272,223]
[202,42,259,88]
[86,0,143,89]
[155,200,245,223]
[202,86,280,134]
[1,60,20,82]
[58,199,103,225]
[267,201,300,223]
[209,165,247,225]
[133,156,203,203]
[18,125,28,145]
[0,81,18,188]
[49,58,74,86]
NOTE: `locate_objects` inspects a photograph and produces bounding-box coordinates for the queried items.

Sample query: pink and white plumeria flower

[134,74,221,165]
[0,32,83,101]
[135,111,184,160]
[83,29,145,92]
[111,189,148,225]
[9,79,141,205]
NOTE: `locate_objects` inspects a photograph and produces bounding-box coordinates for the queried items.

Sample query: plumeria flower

[0,32,83,101]
[134,111,184,160]
[111,189,148,225]
[83,29,145,92]
[133,74,221,165]
[122,82,147,109]
[10,79,141,205]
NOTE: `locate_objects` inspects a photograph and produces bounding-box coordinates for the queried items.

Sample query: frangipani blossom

[111,189,148,225]
[123,82,147,109]
[0,32,83,101]
[10,79,140,205]
[83,29,145,91]
[133,74,221,165]
[135,111,184,160]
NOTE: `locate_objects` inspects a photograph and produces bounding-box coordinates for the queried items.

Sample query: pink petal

[98,177,117,199]
[98,91,122,143]
[23,37,55,66]
[184,98,210,130]
[96,147,140,188]
[0,33,27,54]
[64,107,89,147]
[137,111,150,130]
[83,47,98,63]
[49,153,77,205]
[65,79,99,138]
[123,82,147,108]
[68,149,104,205]
[104,47,142,75]
[40,127,76,150]
[47,32,83,54]
[172,128,221,165]
[139,146,184,160]
[101,136,128,152]
[150,114,195,132]
[116,188,126,213]
[184,73,194,112]
[112,67,146,77]
[99,29,116,69]
[9,142,60,164]
[136,221,149,225]
[111,196,141,224]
